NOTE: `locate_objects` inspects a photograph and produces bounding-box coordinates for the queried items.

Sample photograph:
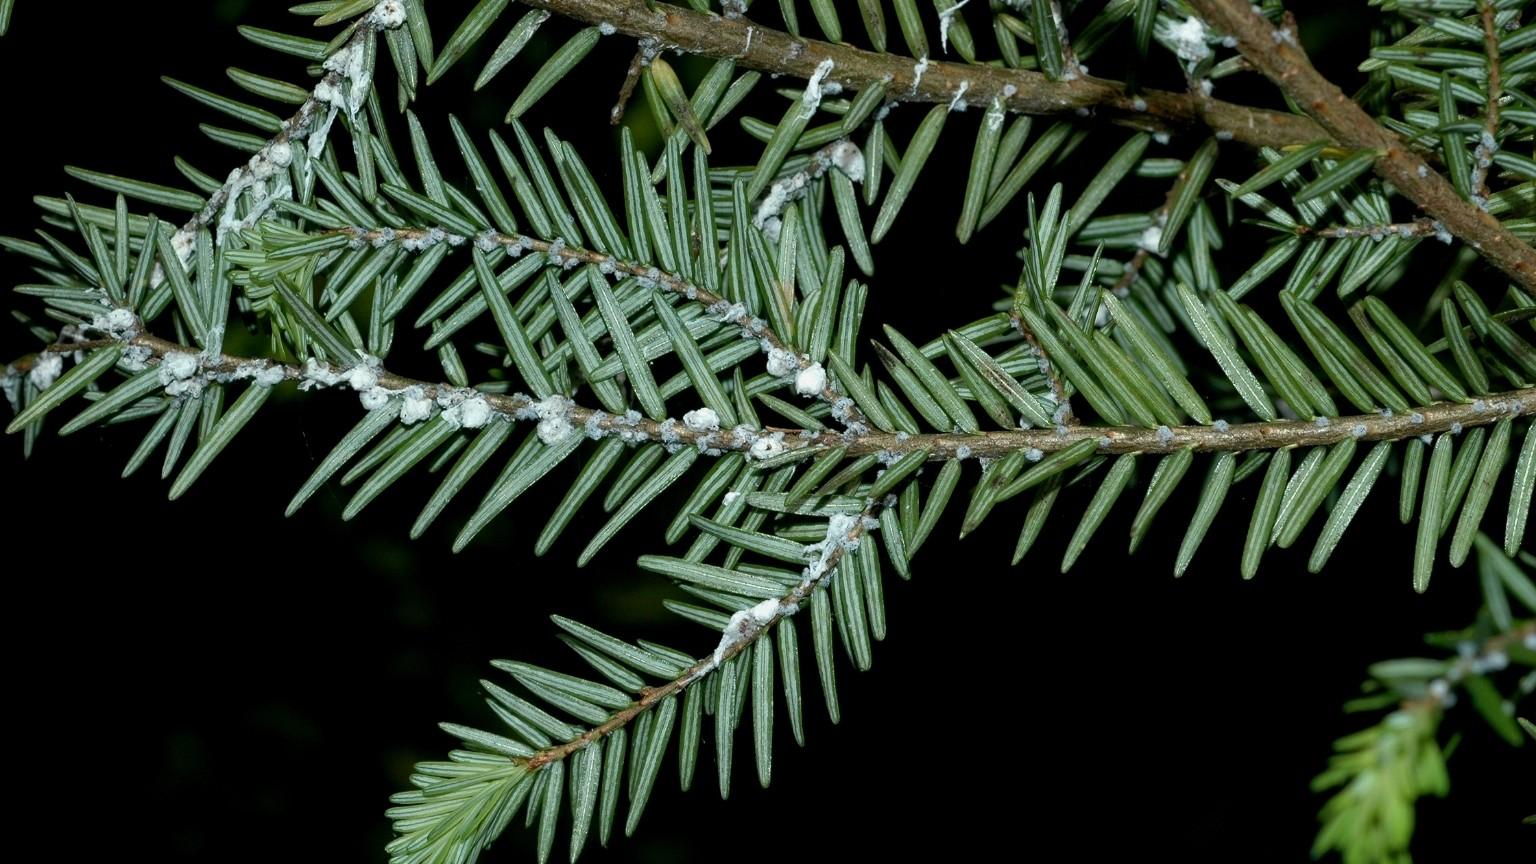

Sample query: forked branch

[1185,0,1536,294]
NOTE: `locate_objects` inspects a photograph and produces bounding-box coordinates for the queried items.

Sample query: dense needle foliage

[1,1,1533,862]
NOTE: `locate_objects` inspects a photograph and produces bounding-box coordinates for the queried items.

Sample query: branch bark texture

[525,0,1326,148]
[1186,0,1536,294]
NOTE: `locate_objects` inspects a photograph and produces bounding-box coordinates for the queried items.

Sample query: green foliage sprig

[3,1,1533,861]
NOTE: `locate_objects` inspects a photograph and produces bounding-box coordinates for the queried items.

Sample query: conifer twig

[1471,0,1503,204]
[526,500,880,770]
[1185,0,1536,294]
[523,0,1326,148]
[329,226,865,426]
[50,329,1536,460]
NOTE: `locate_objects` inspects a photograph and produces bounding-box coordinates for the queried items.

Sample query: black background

[1,1,1531,861]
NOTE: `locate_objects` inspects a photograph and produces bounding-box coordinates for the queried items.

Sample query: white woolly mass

[707,510,872,669]
[749,435,785,460]
[683,407,721,432]
[794,363,827,396]
[828,139,865,183]
[801,58,835,119]
[121,344,154,372]
[216,140,297,244]
[92,308,138,338]
[323,39,371,124]
[28,353,64,390]
[399,388,434,424]
[248,365,287,387]
[801,512,861,589]
[533,395,575,444]
[1160,16,1212,64]
[347,365,379,393]
[441,395,494,429]
[712,598,785,666]
[1,366,20,412]
[300,357,346,389]
[911,56,929,93]
[457,397,494,429]
[948,80,970,112]
[400,227,465,252]
[368,0,406,29]
[1138,224,1163,254]
[753,140,865,236]
[766,347,799,378]
[359,386,392,411]
[984,98,1006,132]
[748,597,781,624]
[158,352,200,385]
[938,0,971,53]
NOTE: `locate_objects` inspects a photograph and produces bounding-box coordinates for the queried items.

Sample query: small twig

[526,500,880,770]
[1114,153,1205,294]
[330,226,865,426]
[1186,0,1536,295]
[1399,621,1536,713]
[1294,218,1442,240]
[1471,0,1503,204]
[1009,310,1074,425]
[152,5,407,287]
[522,0,1327,148]
[1048,0,1084,79]
[610,38,661,125]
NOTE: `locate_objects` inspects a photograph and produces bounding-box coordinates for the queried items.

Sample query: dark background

[2,1,1530,861]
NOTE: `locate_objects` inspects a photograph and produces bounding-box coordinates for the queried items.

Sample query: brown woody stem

[1472,0,1503,203]
[523,0,1326,149]
[1185,0,1536,294]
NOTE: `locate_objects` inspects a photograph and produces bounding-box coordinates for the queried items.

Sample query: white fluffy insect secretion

[27,352,64,390]
[158,351,203,397]
[911,55,929,93]
[157,352,198,381]
[91,308,139,339]
[533,395,575,444]
[766,347,799,378]
[399,388,434,425]
[711,597,784,666]
[938,0,972,53]
[828,139,865,183]
[794,363,827,397]
[368,0,407,29]
[801,58,835,119]
[359,387,392,411]
[749,433,785,460]
[1160,16,1212,65]
[705,511,871,670]
[752,139,864,237]
[442,395,494,429]
[683,407,721,432]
